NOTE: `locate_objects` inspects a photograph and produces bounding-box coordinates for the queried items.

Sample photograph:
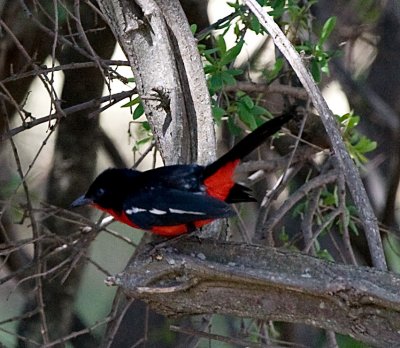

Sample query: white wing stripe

[169,208,206,215]
[149,208,167,215]
[126,207,146,214]
[126,207,205,216]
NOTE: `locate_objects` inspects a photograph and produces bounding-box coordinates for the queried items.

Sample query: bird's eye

[96,188,105,197]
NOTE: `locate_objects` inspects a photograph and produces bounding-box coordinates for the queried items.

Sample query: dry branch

[108,238,400,347]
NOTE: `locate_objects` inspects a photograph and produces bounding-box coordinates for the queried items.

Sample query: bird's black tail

[204,113,292,178]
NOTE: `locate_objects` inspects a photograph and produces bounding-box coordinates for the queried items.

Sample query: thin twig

[0,326,41,346]
[73,0,110,92]
[256,163,302,245]
[1,89,136,141]
[42,317,113,348]
[224,82,308,100]
[0,17,63,120]
[303,208,342,253]
[256,111,307,245]
[0,307,40,327]
[337,173,358,265]
[262,170,339,241]
[170,325,281,348]
[195,7,242,40]
[100,295,135,348]
[301,186,323,255]
[5,118,50,344]
[131,140,156,169]
[1,60,129,85]
[17,0,124,83]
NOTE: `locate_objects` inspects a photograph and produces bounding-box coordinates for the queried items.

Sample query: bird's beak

[70,195,93,208]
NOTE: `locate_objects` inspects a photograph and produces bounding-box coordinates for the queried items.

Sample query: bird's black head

[71,168,140,210]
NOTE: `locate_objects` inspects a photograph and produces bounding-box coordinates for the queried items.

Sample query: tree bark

[96,0,215,166]
[109,238,400,347]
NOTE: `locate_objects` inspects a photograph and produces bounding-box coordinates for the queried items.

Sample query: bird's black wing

[122,187,235,229]
[141,164,205,192]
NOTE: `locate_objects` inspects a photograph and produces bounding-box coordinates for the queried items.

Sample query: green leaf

[320,59,330,75]
[348,219,359,236]
[310,59,321,83]
[225,68,243,76]
[296,44,312,54]
[217,35,227,55]
[268,0,286,17]
[203,48,219,56]
[204,65,218,74]
[265,57,284,82]
[227,117,242,136]
[132,103,144,120]
[339,111,376,166]
[227,1,240,10]
[339,113,359,132]
[0,175,21,197]
[237,103,257,129]
[220,40,244,66]
[190,23,197,35]
[292,201,307,218]
[279,228,289,243]
[317,249,335,262]
[250,15,261,34]
[241,95,254,109]
[136,136,152,146]
[234,22,241,37]
[209,73,224,93]
[221,71,237,86]
[322,187,338,207]
[251,105,268,116]
[319,17,336,45]
[121,96,141,108]
[353,136,377,153]
[236,90,245,98]
[212,106,226,124]
[141,121,151,131]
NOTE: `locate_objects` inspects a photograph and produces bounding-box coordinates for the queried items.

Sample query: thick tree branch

[96,0,215,165]
[108,238,400,347]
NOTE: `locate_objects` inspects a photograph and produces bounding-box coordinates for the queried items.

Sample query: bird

[71,113,292,237]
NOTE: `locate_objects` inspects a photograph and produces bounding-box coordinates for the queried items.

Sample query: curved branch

[243,0,386,270]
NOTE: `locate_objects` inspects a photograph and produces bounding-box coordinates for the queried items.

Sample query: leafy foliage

[339,112,377,166]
